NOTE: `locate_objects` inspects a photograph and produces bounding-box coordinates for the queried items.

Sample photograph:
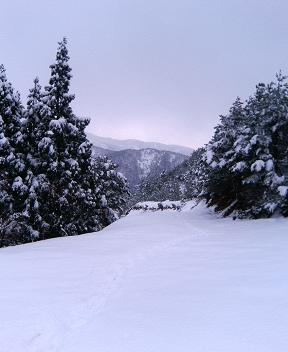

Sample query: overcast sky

[1,0,288,148]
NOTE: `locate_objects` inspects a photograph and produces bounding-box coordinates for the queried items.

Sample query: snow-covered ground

[1,203,288,352]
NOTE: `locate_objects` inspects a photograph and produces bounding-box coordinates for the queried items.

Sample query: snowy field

[1,203,288,352]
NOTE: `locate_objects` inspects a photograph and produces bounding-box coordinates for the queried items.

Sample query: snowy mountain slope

[87,133,193,155]
[131,148,204,203]
[107,148,187,190]
[1,203,288,352]
[92,146,188,190]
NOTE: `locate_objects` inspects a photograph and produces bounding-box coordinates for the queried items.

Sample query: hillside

[92,146,188,190]
[132,148,205,203]
[1,203,288,352]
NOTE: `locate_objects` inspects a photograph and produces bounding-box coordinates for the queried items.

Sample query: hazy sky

[1,0,288,148]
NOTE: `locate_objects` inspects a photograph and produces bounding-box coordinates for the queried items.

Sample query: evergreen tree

[36,38,129,237]
[204,97,249,214]
[205,74,288,218]
[0,65,31,246]
[240,75,288,216]
[0,39,129,246]
[92,156,129,227]
[22,77,52,239]
[32,38,92,237]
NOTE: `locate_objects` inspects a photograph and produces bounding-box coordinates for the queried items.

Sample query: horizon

[86,131,194,149]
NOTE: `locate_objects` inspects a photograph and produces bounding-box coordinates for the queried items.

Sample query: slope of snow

[96,147,188,190]
[1,203,288,352]
[137,149,164,178]
[87,133,193,155]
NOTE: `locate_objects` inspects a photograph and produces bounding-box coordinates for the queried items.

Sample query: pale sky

[1,0,288,148]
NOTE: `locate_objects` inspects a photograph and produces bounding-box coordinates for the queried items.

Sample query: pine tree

[205,97,248,214]
[21,77,52,239]
[204,74,288,218]
[92,156,129,226]
[240,75,288,216]
[1,39,130,245]
[36,38,129,237]
[31,38,89,237]
[0,65,31,246]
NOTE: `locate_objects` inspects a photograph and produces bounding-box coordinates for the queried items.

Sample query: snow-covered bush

[130,201,183,212]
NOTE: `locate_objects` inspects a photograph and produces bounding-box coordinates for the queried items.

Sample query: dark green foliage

[204,74,288,218]
[133,74,288,220]
[0,66,32,246]
[0,40,129,247]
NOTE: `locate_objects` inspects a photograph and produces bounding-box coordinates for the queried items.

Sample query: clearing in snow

[0,203,288,352]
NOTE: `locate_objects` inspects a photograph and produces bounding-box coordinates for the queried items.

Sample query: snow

[0,135,8,146]
[251,159,265,172]
[38,137,52,150]
[266,159,274,171]
[66,158,78,169]
[101,194,107,207]
[232,161,246,172]
[132,200,183,211]
[49,118,66,130]
[137,149,157,178]
[278,185,288,197]
[1,203,288,352]
[206,148,214,164]
[78,141,89,154]
[250,134,258,145]
[12,176,27,193]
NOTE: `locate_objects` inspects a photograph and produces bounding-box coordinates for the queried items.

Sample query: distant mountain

[131,148,205,204]
[91,146,188,190]
[87,133,193,156]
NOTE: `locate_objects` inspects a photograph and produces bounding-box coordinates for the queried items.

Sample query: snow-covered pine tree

[0,39,129,246]
[91,156,129,227]
[34,38,129,238]
[270,73,288,215]
[184,147,207,199]
[31,38,91,237]
[235,81,278,217]
[24,78,49,155]
[0,65,32,246]
[205,97,248,214]
[238,75,288,216]
[21,77,52,239]
[205,74,288,218]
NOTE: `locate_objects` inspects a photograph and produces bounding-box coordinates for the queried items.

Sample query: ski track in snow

[1,203,288,351]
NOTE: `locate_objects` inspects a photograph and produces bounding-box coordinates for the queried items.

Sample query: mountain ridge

[91,145,188,190]
[87,133,193,156]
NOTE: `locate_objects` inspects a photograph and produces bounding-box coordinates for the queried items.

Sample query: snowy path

[1,204,288,351]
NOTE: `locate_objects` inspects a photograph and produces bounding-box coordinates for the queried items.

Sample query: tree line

[0,38,129,247]
[135,73,288,219]
[204,73,288,217]
[2,39,287,248]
